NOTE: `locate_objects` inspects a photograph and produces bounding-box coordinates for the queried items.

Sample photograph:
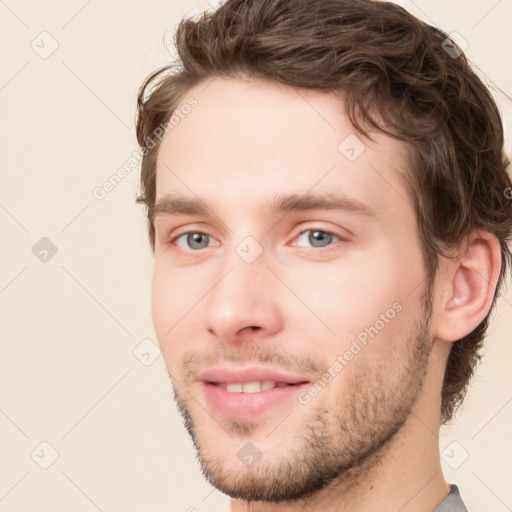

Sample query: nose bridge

[202,239,282,340]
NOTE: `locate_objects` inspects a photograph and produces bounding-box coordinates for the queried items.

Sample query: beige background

[0,0,511,510]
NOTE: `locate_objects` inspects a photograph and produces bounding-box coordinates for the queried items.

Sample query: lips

[199,367,310,420]
[200,366,309,386]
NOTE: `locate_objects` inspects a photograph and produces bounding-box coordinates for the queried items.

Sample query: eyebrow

[152,191,376,220]
[263,191,376,217]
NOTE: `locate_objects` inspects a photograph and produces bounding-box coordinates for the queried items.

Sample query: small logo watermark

[31,441,59,469]
[32,237,58,263]
[133,338,161,366]
[31,32,59,59]
[235,236,263,263]
[338,134,366,162]
[441,441,469,469]
[237,442,263,467]
[441,32,469,59]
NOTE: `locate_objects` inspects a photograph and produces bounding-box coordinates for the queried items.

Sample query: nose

[202,250,283,343]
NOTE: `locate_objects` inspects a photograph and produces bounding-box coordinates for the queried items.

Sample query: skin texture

[150,77,501,512]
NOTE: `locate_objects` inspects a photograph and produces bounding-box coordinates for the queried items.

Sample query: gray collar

[433,484,468,512]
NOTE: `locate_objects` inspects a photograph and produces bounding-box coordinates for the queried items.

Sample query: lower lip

[202,382,309,420]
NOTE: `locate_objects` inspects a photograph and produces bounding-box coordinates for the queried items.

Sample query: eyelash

[168,226,344,254]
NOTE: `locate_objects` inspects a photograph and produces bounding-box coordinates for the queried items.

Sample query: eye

[294,229,341,249]
[173,232,217,250]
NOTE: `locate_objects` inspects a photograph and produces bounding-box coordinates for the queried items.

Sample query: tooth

[223,381,280,393]
[261,380,276,391]
[242,382,262,393]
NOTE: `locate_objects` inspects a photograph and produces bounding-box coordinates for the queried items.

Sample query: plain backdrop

[0,1,511,511]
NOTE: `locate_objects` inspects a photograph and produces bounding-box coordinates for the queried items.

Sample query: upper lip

[199,366,310,385]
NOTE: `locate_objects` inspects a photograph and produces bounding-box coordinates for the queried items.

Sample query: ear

[433,231,502,342]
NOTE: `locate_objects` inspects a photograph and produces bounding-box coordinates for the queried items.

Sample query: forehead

[155,77,411,218]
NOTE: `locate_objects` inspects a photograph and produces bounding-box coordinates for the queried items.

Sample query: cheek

[151,263,169,337]
[150,257,197,333]
[283,263,394,327]
[151,261,212,370]
[281,245,422,352]
[150,262,187,360]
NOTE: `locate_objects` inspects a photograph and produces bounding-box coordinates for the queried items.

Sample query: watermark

[237,442,263,467]
[31,441,59,469]
[297,301,403,405]
[441,32,469,59]
[338,133,366,162]
[31,31,59,60]
[32,236,58,263]
[236,235,263,263]
[92,96,198,201]
[133,338,161,366]
[441,441,469,470]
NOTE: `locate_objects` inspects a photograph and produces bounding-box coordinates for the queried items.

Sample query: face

[151,77,434,502]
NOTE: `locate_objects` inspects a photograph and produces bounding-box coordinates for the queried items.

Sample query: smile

[199,367,311,419]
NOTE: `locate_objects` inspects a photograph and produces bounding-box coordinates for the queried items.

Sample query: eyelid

[167,223,219,242]
[288,223,349,243]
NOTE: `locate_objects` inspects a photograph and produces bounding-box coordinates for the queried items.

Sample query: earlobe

[434,232,501,342]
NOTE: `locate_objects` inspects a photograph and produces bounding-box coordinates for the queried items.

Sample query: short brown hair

[135,0,512,424]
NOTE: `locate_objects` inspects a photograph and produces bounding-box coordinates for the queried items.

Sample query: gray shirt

[433,484,468,512]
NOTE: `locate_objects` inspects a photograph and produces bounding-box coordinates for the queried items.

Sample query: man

[135,1,512,510]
